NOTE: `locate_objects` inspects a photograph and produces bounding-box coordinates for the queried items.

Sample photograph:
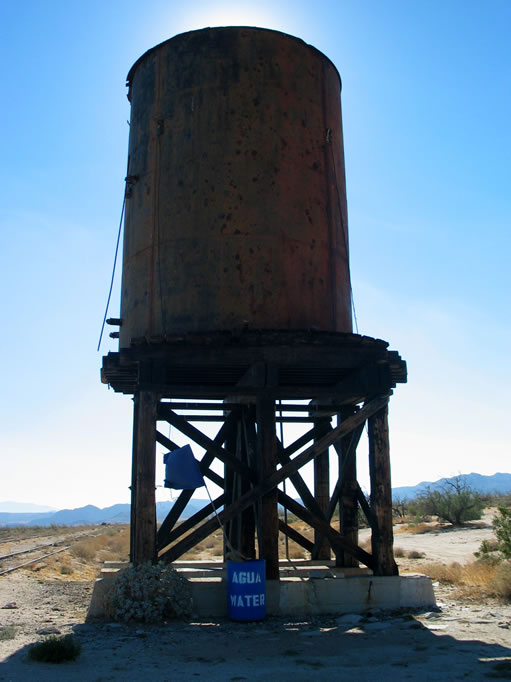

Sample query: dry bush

[407,550,425,559]
[492,562,511,600]
[60,563,73,575]
[286,542,308,560]
[394,546,406,558]
[71,535,108,561]
[98,528,130,561]
[396,522,444,535]
[423,559,511,601]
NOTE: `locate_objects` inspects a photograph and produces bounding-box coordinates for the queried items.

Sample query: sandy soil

[1,514,510,681]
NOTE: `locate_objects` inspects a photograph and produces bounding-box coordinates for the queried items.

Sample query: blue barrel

[226,560,266,621]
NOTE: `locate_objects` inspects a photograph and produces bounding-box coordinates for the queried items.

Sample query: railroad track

[0,546,71,576]
[0,529,105,576]
[0,532,55,547]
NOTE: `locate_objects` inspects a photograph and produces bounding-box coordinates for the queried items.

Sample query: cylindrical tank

[119,27,352,347]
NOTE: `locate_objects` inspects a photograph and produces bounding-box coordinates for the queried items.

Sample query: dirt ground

[1,514,510,681]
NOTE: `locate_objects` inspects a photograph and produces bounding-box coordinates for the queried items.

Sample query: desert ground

[1,511,510,681]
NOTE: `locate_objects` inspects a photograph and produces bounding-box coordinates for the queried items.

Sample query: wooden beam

[278,519,315,553]
[156,412,238,546]
[276,441,325,520]
[155,430,180,451]
[336,407,361,568]
[368,403,398,576]
[158,404,258,483]
[257,394,280,580]
[312,417,332,560]
[357,483,373,527]
[158,495,225,554]
[159,396,387,563]
[277,491,374,569]
[131,391,158,564]
[311,420,364,561]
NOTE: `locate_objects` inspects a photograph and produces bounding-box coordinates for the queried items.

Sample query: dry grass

[395,522,446,535]
[19,526,130,581]
[418,559,511,601]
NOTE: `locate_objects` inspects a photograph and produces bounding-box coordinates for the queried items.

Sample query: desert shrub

[407,550,425,559]
[392,496,410,519]
[0,626,17,641]
[394,547,405,558]
[493,506,511,559]
[420,560,497,594]
[491,562,511,600]
[476,507,511,563]
[415,476,483,526]
[71,535,111,561]
[109,562,192,623]
[28,635,82,663]
[411,522,438,534]
[60,563,73,575]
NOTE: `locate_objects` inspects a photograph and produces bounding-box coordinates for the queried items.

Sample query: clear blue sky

[1,0,509,509]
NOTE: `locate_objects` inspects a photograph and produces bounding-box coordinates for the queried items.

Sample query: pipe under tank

[119,27,352,347]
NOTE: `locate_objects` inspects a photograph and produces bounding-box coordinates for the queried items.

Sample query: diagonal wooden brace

[159,395,388,564]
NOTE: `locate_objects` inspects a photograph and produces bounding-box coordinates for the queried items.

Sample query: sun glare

[173,2,285,34]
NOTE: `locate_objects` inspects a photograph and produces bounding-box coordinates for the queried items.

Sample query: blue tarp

[163,444,205,490]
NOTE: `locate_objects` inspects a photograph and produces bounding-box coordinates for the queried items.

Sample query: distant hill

[0,499,214,527]
[392,472,511,500]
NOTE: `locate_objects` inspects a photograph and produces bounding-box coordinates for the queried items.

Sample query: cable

[203,479,248,562]
[97,193,126,351]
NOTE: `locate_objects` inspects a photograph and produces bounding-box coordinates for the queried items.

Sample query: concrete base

[87,561,436,621]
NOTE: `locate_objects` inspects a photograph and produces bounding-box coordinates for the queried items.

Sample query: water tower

[101,27,406,580]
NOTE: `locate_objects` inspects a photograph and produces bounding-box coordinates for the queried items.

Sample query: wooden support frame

[105,331,406,577]
[155,394,389,572]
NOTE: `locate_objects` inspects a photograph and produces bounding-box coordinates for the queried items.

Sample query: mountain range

[391,472,511,500]
[0,500,210,527]
[1,472,510,527]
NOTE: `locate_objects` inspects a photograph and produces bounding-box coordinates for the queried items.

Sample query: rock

[2,602,18,609]
[37,627,62,635]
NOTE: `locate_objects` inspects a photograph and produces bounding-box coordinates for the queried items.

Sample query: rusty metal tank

[119,27,352,347]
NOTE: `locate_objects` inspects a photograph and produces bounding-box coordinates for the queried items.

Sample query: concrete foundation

[88,561,436,621]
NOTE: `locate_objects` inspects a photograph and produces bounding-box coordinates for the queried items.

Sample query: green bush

[28,635,82,663]
[415,476,483,526]
[476,507,511,563]
[493,506,511,559]
[0,626,17,641]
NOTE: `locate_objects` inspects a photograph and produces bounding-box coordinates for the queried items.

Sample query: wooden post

[131,390,158,564]
[223,413,237,560]
[224,405,256,560]
[337,406,359,568]
[368,401,398,576]
[240,406,256,559]
[313,416,331,560]
[257,394,279,580]
[129,395,139,563]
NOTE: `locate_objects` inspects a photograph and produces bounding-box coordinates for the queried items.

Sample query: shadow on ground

[2,615,511,681]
